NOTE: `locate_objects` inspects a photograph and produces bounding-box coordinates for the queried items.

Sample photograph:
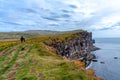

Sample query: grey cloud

[51,15,61,18]
[42,16,59,21]
[2,20,37,26]
[3,21,22,26]
[19,8,37,13]
[62,10,70,13]
[49,24,59,26]
[64,20,70,22]
[50,12,56,15]
[61,10,74,13]
[69,5,77,8]
[61,14,71,18]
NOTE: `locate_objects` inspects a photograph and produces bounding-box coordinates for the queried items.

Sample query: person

[20,36,25,43]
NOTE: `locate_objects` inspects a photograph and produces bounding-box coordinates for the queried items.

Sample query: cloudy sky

[0,0,120,37]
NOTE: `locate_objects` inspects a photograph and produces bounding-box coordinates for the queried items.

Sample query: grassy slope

[0,31,96,80]
[0,29,85,41]
[0,30,63,41]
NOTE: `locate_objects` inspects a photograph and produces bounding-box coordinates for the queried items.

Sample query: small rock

[100,61,105,64]
[92,59,98,62]
[114,57,118,59]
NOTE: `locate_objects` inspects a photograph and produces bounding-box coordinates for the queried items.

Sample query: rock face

[45,31,96,66]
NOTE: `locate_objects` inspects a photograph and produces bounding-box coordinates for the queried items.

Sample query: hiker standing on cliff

[20,36,25,43]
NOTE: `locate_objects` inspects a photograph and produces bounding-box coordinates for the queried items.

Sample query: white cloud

[0,0,120,37]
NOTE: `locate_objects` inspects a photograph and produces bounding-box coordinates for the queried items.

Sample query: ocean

[90,38,120,80]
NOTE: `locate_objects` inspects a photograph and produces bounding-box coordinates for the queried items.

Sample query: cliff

[44,31,96,67]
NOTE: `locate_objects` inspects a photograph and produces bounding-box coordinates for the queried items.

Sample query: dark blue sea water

[90,38,120,80]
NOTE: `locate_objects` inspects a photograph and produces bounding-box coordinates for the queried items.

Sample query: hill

[0,30,68,41]
[0,30,59,41]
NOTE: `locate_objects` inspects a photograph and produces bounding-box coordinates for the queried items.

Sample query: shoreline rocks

[91,46,100,51]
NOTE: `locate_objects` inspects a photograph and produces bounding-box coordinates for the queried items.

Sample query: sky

[0,0,120,38]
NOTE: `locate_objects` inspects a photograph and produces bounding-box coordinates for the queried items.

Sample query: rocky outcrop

[45,31,96,67]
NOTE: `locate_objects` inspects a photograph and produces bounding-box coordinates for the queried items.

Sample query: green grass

[0,30,96,80]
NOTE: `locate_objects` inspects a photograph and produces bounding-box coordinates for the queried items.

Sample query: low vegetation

[0,30,101,80]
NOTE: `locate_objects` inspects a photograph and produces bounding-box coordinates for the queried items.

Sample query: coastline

[45,31,103,80]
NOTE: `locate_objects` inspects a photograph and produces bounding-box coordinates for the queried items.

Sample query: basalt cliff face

[45,31,96,67]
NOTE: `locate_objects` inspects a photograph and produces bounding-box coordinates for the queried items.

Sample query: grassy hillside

[0,30,101,80]
[0,30,63,41]
[0,29,85,41]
